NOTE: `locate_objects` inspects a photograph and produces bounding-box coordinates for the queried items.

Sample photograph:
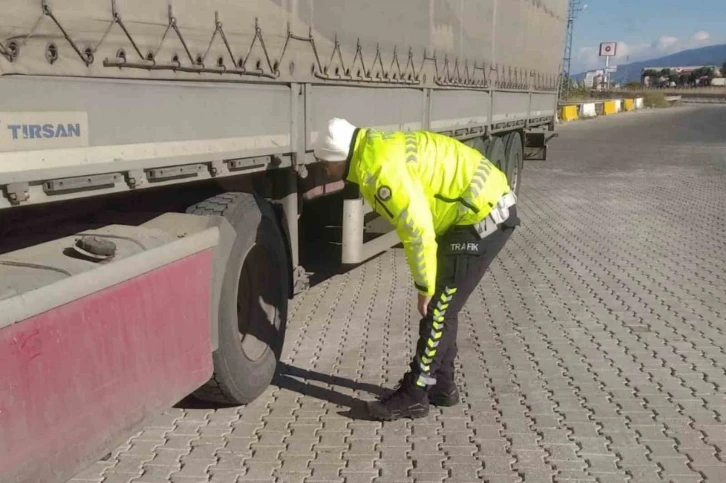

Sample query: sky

[570,0,726,74]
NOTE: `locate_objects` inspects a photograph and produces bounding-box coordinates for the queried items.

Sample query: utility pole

[559,0,587,101]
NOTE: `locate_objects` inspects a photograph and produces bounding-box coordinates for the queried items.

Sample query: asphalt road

[71,104,726,483]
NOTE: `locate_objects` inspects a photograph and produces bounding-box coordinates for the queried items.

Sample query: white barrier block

[635,98,644,109]
[614,99,623,112]
[581,103,597,118]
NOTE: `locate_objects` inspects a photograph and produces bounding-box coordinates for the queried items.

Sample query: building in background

[583,69,605,89]
[642,65,723,87]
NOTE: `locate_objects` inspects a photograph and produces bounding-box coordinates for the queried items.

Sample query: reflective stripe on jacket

[345,128,512,296]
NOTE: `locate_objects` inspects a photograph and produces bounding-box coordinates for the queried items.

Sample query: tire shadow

[173,394,239,410]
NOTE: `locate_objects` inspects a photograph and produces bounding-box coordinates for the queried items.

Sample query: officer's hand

[418,294,432,317]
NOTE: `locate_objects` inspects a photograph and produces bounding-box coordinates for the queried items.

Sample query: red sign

[599,42,618,57]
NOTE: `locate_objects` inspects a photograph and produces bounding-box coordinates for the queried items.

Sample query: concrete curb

[557,96,645,123]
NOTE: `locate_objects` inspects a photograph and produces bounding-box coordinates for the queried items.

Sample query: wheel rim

[236,242,278,362]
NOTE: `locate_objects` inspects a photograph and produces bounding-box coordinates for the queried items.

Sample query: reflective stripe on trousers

[416,286,457,387]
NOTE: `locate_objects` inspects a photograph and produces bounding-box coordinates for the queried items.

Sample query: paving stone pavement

[71,105,726,483]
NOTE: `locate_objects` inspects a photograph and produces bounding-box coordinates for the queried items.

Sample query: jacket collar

[343,128,366,185]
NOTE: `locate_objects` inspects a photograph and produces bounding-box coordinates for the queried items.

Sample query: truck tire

[485,136,506,172]
[503,131,523,196]
[466,136,490,157]
[187,193,289,405]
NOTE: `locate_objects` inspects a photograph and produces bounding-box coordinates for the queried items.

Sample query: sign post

[599,42,618,89]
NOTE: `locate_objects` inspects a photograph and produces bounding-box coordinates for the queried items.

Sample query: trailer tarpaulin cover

[0,0,567,86]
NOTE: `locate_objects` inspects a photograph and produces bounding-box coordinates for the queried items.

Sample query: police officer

[313,118,520,421]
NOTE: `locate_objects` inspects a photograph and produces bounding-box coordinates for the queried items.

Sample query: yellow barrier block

[603,101,617,115]
[561,105,578,121]
[623,99,635,112]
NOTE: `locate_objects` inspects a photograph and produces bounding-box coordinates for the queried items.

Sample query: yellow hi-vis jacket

[345,128,512,296]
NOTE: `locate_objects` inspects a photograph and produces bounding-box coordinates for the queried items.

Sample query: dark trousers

[410,206,519,389]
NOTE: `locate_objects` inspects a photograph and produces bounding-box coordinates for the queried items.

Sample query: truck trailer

[0,1,567,482]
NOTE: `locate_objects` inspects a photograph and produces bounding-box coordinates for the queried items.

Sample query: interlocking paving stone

[66,106,726,483]
[97,475,139,483]
[69,462,117,482]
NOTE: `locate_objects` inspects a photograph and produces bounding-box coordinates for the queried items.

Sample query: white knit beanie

[313,118,357,162]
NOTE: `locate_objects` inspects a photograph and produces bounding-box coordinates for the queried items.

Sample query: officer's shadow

[272,362,386,420]
[175,363,389,420]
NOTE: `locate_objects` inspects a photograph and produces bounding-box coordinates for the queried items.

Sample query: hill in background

[573,44,726,84]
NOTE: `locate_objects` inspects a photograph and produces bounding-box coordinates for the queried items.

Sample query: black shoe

[429,385,460,407]
[366,373,429,421]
